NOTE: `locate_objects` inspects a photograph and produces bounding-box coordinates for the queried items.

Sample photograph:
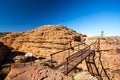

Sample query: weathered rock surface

[0,42,11,64]
[0,32,23,47]
[77,37,120,80]
[0,25,86,64]
[2,25,120,80]
[73,71,97,80]
[0,32,10,38]
[0,25,87,80]
[5,63,73,80]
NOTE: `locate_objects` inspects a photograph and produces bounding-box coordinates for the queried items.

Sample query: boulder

[5,63,73,80]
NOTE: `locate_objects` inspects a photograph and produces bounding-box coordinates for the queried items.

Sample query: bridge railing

[50,41,85,67]
[65,39,99,74]
[50,39,99,74]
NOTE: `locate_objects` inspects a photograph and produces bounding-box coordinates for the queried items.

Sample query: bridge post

[68,49,70,57]
[78,43,79,51]
[66,58,69,75]
[50,54,53,68]
[68,41,72,57]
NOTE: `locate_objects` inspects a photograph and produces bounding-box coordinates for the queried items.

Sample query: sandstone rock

[5,63,73,80]
[13,55,25,63]
[80,37,120,80]
[1,26,120,80]
[0,32,10,38]
[0,32,23,47]
[0,25,86,64]
[73,71,97,80]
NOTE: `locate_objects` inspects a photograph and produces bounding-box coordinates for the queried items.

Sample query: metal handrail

[50,39,99,70]
[50,42,83,56]
[50,42,84,67]
[65,40,99,74]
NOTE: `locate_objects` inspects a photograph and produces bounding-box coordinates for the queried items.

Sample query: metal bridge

[50,39,99,75]
[49,38,110,80]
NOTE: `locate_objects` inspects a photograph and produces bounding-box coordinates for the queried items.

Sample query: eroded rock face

[0,32,23,50]
[0,42,11,64]
[0,25,86,60]
[73,71,97,80]
[5,63,73,80]
[1,25,87,80]
[78,37,120,80]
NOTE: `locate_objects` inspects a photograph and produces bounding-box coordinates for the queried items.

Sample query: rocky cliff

[1,25,120,80]
[0,25,86,62]
[77,37,120,80]
[0,25,87,80]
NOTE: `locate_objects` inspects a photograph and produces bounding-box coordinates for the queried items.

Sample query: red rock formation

[0,25,86,63]
[0,32,23,47]
[78,37,120,80]
[1,26,120,80]
[5,63,73,80]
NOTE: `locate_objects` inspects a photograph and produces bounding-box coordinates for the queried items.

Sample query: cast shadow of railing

[85,50,110,80]
[85,39,110,80]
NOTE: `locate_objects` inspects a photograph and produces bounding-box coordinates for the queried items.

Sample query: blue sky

[0,0,120,36]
